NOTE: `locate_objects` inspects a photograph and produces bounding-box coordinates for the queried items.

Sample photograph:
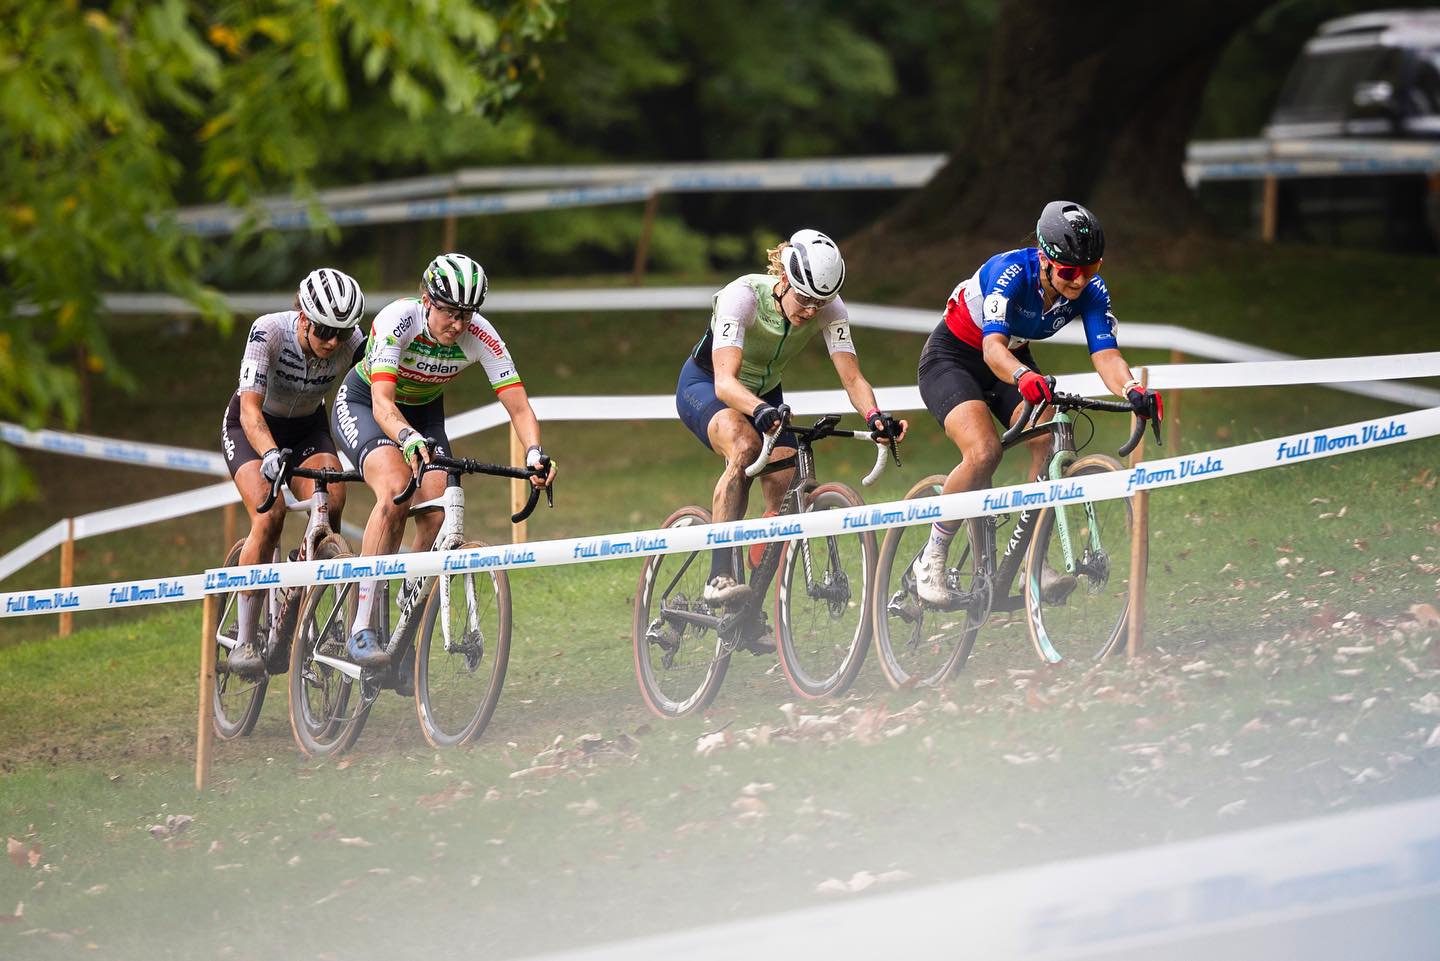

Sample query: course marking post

[1168,348,1183,452]
[196,595,217,791]
[58,517,75,637]
[510,425,527,544]
[1261,174,1278,243]
[631,191,660,285]
[1127,368,1150,658]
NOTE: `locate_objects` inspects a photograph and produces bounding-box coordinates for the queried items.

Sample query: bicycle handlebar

[391,446,554,524]
[256,448,291,515]
[1000,382,1161,458]
[258,452,364,514]
[743,406,902,487]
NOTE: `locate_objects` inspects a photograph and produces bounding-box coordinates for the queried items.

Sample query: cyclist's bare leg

[347,446,413,658]
[940,401,1002,496]
[233,460,285,665]
[758,449,794,513]
[407,468,448,551]
[296,451,347,529]
[704,409,765,599]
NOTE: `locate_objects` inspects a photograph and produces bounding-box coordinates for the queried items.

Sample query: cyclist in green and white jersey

[675,229,906,605]
[332,252,556,670]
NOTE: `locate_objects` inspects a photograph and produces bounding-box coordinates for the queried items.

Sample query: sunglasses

[790,289,833,310]
[309,321,344,341]
[431,302,472,323]
[1048,260,1099,283]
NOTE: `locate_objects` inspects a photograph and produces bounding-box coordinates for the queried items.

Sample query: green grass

[2,244,1440,958]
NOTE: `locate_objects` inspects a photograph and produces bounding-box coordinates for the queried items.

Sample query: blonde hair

[766,241,790,278]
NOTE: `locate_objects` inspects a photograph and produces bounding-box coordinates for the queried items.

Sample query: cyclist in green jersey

[676,229,906,605]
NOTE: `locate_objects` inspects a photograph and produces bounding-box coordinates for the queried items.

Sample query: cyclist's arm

[711,346,767,414]
[981,331,1031,385]
[496,385,556,487]
[1090,348,1136,398]
[830,352,908,442]
[237,390,278,459]
[369,378,424,461]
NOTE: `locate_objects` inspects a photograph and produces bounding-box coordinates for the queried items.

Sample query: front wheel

[1024,453,1135,664]
[414,542,512,748]
[775,483,875,699]
[632,506,731,718]
[872,475,989,689]
[213,538,268,740]
[287,541,365,758]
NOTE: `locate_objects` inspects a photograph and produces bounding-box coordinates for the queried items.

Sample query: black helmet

[1036,201,1105,266]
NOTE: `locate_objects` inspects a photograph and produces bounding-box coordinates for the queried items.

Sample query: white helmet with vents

[423,252,488,311]
[781,229,845,302]
[297,268,365,329]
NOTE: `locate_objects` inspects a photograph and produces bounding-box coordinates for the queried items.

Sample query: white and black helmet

[297,267,365,329]
[781,229,845,302]
[423,252,488,311]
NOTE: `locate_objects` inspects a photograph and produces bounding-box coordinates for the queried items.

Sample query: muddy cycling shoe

[345,628,391,669]
[702,575,753,607]
[384,647,416,698]
[737,630,776,656]
[227,640,266,678]
[910,548,958,607]
[1038,564,1079,604]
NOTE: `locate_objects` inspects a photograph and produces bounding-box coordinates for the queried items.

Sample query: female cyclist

[911,201,1162,606]
[332,252,555,671]
[221,267,367,675]
[676,228,906,607]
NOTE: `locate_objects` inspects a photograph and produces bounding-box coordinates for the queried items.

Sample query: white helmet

[424,252,488,311]
[781,229,845,302]
[297,268,365,329]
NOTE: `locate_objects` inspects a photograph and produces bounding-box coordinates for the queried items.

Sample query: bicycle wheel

[775,483,876,699]
[414,541,512,748]
[213,539,268,740]
[1024,453,1134,663]
[287,542,366,757]
[632,506,731,718]
[872,475,988,689]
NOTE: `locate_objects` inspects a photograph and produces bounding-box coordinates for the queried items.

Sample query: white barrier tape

[6,405,1432,617]
[0,421,227,476]
[526,792,1440,961]
[171,155,947,235]
[0,521,70,583]
[2,574,206,617]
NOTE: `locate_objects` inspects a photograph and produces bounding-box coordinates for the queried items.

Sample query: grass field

[1,243,1439,959]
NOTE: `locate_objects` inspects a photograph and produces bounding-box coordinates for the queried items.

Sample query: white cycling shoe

[910,548,955,607]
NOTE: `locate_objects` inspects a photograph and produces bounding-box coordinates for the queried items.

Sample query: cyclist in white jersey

[675,229,906,606]
[331,252,556,672]
[221,268,367,675]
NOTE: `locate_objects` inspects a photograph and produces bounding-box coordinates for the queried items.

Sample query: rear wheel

[872,475,989,689]
[775,483,875,699]
[632,507,731,718]
[212,539,268,740]
[1024,453,1134,663]
[414,541,512,747]
[287,540,366,757]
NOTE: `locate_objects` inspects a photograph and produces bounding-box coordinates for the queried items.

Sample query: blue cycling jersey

[942,247,1118,354]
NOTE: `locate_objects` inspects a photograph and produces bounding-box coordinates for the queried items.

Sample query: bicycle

[873,385,1160,688]
[211,453,359,740]
[287,448,552,756]
[632,408,899,717]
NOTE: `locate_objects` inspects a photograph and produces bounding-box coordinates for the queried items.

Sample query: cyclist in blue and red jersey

[911,201,1162,606]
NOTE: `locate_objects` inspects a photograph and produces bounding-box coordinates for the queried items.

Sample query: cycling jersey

[358,298,522,405]
[690,274,856,395]
[942,248,1118,354]
[236,311,366,419]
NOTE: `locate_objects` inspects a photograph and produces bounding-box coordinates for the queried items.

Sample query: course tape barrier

[171,155,949,236]
[4,405,1435,618]
[1184,136,1440,186]
[525,792,1440,961]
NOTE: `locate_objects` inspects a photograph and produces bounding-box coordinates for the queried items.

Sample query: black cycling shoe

[392,647,415,698]
[345,629,391,669]
[226,641,266,678]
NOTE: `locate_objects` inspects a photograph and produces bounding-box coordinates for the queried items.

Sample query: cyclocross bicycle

[873,384,1160,688]
[212,453,359,740]
[288,448,551,756]
[632,408,899,717]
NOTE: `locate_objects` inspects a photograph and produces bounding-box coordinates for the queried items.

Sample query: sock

[237,592,261,648]
[352,579,376,635]
[925,521,959,557]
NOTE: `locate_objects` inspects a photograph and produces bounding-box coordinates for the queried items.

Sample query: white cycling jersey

[237,311,366,418]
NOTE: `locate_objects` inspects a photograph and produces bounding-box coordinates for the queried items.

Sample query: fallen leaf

[1410,603,1440,627]
[337,837,373,848]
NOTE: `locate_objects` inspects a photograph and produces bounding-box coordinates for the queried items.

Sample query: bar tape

[4,406,1434,618]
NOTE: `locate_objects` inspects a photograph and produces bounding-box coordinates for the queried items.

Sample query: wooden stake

[631,191,660,285]
[58,517,75,637]
[196,594,218,791]
[509,425,527,544]
[1261,175,1278,243]
[1167,348,1183,452]
[1126,368,1150,659]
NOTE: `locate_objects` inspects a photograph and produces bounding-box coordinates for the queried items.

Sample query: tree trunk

[871,0,1281,252]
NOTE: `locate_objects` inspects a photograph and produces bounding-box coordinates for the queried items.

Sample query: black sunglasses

[309,321,344,341]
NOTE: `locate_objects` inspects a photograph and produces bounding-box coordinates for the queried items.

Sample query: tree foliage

[0,0,562,504]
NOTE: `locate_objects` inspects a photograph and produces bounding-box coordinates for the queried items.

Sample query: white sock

[925,522,958,558]
[352,580,376,635]
[237,592,261,647]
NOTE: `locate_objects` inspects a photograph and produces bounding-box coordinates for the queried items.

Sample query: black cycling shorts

[917,321,1038,428]
[220,392,337,479]
[331,368,452,470]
